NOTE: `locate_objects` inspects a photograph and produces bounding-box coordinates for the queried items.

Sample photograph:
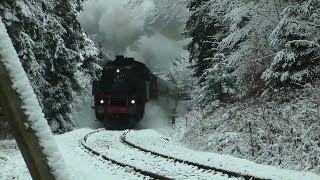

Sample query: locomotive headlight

[130,100,135,104]
[100,99,104,104]
[116,69,120,73]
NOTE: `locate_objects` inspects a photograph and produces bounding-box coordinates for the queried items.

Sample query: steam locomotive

[92,55,176,129]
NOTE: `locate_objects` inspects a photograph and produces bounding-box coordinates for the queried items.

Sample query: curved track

[81,129,266,179]
[121,131,265,180]
[80,129,171,180]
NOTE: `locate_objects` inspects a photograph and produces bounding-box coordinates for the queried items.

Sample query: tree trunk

[0,61,56,180]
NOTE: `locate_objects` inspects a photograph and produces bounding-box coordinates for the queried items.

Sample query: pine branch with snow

[0,0,102,133]
[194,53,237,106]
[262,0,320,87]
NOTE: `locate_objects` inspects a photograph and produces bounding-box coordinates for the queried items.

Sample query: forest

[0,0,319,174]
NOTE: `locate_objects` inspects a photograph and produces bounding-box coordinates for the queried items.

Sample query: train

[92,55,177,129]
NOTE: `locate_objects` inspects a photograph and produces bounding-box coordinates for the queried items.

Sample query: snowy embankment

[126,129,320,180]
[0,17,70,179]
[175,83,320,175]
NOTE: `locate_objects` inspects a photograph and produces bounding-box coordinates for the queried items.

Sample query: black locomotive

[92,55,175,129]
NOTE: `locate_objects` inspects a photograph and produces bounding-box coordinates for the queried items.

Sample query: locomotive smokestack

[115,55,124,61]
[126,57,134,61]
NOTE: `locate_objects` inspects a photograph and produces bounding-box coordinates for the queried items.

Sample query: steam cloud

[77,0,188,72]
[138,101,170,129]
[78,0,188,129]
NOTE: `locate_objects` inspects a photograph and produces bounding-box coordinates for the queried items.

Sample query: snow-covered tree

[217,0,288,96]
[0,0,102,133]
[185,0,224,78]
[262,0,320,87]
[194,54,237,106]
[126,0,190,26]
[184,0,276,96]
[167,55,194,100]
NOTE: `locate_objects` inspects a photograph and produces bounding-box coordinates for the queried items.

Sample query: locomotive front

[92,56,156,129]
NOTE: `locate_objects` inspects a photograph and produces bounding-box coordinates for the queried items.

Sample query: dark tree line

[0,0,102,133]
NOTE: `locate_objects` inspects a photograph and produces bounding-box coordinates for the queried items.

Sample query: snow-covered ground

[1,127,319,179]
[175,83,320,175]
[1,122,320,179]
[1,128,134,180]
[127,129,320,179]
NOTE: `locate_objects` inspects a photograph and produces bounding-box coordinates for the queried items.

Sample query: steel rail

[121,131,268,180]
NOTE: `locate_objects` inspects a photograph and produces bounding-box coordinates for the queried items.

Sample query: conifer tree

[185,0,223,79]
[0,0,101,132]
[262,0,320,87]
[194,54,237,106]
[167,56,194,100]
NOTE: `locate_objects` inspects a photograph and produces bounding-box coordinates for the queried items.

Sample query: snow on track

[2,128,319,179]
[80,129,168,180]
[84,130,238,180]
[1,129,153,180]
[125,129,320,180]
[56,128,145,180]
[121,131,259,180]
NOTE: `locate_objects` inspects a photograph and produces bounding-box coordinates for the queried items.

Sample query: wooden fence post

[0,52,56,180]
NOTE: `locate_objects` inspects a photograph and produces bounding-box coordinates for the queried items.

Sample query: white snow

[126,129,320,180]
[2,126,320,179]
[0,17,70,180]
[1,97,319,179]
[86,130,235,179]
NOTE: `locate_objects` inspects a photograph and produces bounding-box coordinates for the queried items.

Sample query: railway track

[81,129,266,179]
[121,131,266,180]
[80,129,171,180]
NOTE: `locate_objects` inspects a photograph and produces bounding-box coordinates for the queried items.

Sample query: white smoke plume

[137,101,170,129]
[77,0,188,72]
